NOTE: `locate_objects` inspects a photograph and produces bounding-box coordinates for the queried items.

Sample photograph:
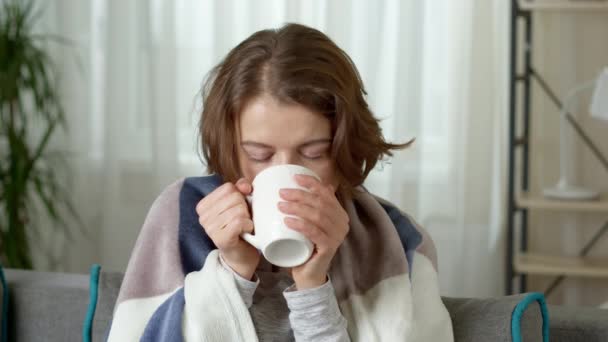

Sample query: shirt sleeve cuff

[283,277,348,340]
[219,254,259,308]
[283,277,335,310]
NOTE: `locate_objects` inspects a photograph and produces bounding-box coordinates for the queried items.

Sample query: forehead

[238,95,332,145]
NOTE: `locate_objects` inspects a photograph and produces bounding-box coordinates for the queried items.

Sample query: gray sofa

[3,267,608,341]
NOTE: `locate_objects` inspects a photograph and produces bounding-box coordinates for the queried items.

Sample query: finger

[278,201,331,232]
[212,201,250,233]
[199,193,247,234]
[294,174,325,193]
[279,188,321,207]
[214,217,253,249]
[284,217,333,252]
[235,178,252,195]
[240,218,255,234]
[281,187,346,229]
[196,182,237,215]
[279,200,348,243]
[212,191,247,218]
[296,176,337,203]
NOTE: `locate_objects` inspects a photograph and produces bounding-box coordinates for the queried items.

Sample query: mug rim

[252,164,321,185]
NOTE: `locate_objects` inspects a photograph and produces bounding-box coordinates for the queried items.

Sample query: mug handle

[240,195,261,249]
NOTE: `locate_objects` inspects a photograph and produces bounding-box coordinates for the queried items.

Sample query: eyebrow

[241,138,332,149]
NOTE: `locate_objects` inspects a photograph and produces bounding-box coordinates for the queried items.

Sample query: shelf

[506,0,608,296]
[515,252,608,278]
[519,0,608,10]
[516,192,608,213]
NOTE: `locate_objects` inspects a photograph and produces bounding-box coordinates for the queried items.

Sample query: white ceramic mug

[241,164,318,268]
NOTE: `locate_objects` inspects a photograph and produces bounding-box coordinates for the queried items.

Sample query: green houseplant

[0,0,78,269]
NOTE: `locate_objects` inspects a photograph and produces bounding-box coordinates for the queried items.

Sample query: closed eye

[249,155,272,162]
[300,145,330,160]
[302,152,322,160]
[241,143,273,163]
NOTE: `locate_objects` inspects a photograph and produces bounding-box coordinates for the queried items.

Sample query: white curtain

[38,0,510,298]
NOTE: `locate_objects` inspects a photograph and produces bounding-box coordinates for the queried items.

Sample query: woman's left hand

[278,174,350,290]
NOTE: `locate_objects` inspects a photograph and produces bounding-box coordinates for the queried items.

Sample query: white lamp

[590,67,608,121]
[543,67,608,201]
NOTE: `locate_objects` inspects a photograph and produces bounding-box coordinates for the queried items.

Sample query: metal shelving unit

[506,0,608,296]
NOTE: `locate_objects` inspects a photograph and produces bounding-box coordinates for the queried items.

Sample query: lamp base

[543,185,599,201]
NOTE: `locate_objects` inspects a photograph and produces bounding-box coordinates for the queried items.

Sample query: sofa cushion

[442,293,548,342]
[548,304,608,342]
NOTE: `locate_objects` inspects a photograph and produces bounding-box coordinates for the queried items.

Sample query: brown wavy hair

[199,23,412,195]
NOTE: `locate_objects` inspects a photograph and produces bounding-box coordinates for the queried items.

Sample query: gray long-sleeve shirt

[220,257,350,341]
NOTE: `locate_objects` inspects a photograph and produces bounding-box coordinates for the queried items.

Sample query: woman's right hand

[196,178,260,280]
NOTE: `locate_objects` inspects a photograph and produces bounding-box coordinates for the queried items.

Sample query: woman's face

[237,94,339,189]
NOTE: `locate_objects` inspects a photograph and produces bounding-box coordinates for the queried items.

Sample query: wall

[527,10,608,306]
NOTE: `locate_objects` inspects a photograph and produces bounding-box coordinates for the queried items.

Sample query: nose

[273,151,298,166]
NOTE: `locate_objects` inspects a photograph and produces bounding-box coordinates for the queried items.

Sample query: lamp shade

[590,67,608,121]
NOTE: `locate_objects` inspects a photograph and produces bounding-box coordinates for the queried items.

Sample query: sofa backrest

[6,267,608,342]
[92,271,123,340]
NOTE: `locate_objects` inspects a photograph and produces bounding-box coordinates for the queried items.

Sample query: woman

[108,23,453,342]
